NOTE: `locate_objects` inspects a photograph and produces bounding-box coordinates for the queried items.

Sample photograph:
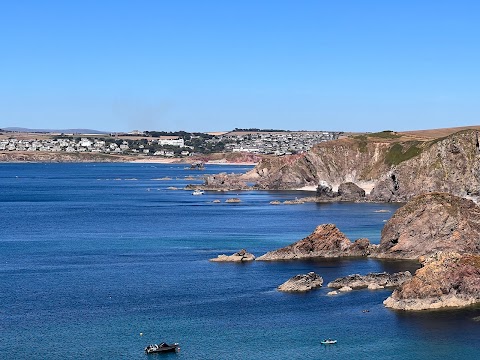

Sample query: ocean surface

[1,163,479,360]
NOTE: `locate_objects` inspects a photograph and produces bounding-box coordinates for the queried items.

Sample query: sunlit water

[1,163,479,359]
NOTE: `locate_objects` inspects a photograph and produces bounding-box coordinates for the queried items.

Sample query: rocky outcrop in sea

[327,271,412,290]
[277,272,323,292]
[375,192,480,260]
[198,172,251,191]
[209,249,255,262]
[384,252,480,310]
[256,224,375,261]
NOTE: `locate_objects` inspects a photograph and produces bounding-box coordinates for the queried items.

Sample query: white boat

[192,190,205,195]
[321,339,337,345]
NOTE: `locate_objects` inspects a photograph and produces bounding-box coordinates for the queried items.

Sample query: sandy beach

[129,157,257,165]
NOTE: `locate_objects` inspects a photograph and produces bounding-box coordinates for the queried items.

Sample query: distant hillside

[2,127,109,134]
[244,127,480,202]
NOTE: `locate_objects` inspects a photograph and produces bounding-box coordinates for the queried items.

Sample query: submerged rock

[257,224,374,261]
[225,198,241,203]
[209,249,255,262]
[277,272,323,292]
[384,252,480,310]
[328,271,412,290]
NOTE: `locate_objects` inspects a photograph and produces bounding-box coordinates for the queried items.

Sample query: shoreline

[129,158,257,165]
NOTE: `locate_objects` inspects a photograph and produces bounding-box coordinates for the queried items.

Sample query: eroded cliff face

[249,138,393,190]
[246,130,480,202]
[372,130,480,201]
[376,193,480,260]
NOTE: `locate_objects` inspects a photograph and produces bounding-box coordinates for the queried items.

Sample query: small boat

[192,190,205,195]
[321,339,337,345]
[145,342,179,354]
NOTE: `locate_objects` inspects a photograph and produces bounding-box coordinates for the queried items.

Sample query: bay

[1,163,479,359]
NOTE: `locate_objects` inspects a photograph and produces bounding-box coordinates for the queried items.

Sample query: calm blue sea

[1,163,479,359]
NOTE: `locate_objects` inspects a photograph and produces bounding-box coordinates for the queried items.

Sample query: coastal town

[0,129,342,157]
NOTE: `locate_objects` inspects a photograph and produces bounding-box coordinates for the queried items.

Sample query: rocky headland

[376,193,480,260]
[256,224,374,261]
[277,272,324,292]
[200,129,480,203]
[209,249,255,262]
[384,252,480,310]
[327,271,412,290]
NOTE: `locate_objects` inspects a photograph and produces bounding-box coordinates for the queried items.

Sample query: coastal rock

[270,200,281,205]
[316,181,337,199]
[375,193,480,260]
[209,249,255,262]
[337,182,366,201]
[257,224,374,261]
[384,252,480,310]
[277,272,324,292]
[327,290,338,296]
[339,286,353,292]
[202,172,250,191]
[328,271,412,290]
[283,198,305,205]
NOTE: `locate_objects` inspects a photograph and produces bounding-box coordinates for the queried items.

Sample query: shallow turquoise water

[0,163,479,359]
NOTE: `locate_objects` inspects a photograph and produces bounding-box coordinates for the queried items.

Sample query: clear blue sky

[1,0,479,132]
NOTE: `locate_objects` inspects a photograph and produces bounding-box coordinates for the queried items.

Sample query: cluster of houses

[0,130,340,157]
[0,136,191,156]
[219,131,341,155]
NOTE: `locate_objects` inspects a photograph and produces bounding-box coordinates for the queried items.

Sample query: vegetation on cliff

[244,128,480,202]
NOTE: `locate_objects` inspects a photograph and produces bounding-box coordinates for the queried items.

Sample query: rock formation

[257,224,374,261]
[384,252,480,310]
[209,249,255,262]
[277,272,323,292]
[337,182,366,201]
[327,271,412,290]
[375,193,480,260]
[202,173,250,191]
[211,129,480,202]
[316,181,338,199]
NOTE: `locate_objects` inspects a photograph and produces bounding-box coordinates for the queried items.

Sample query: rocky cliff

[384,252,480,310]
[376,193,480,260]
[256,224,374,261]
[241,129,480,202]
